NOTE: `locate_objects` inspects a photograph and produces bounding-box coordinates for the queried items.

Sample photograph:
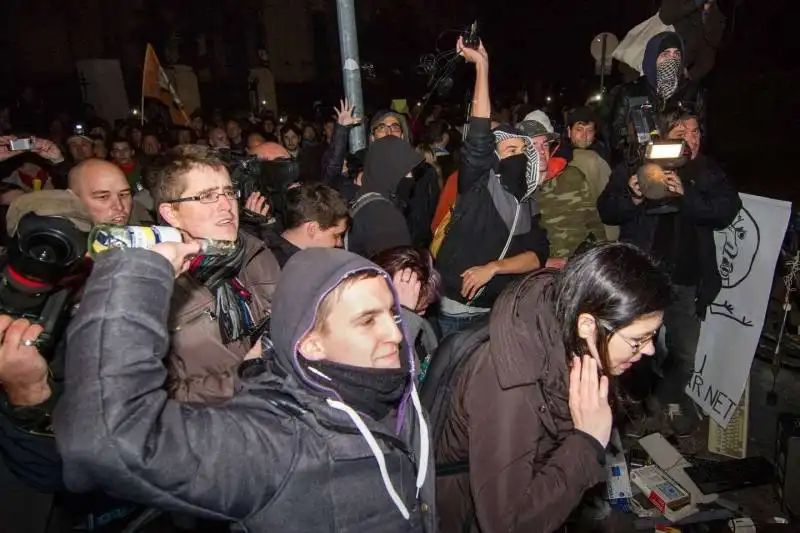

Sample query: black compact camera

[0,214,88,358]
[463,21,480,49]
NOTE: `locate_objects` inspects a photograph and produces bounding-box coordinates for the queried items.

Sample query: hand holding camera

[33,138,65,164]
[628,174,645,205]
[0,315,50,406]
[457,36,488,67]
[0,136,32,162]
[664,170,684,196]
[0,135,65,164]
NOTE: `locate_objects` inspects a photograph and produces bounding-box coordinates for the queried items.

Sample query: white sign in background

[686,193,791,427]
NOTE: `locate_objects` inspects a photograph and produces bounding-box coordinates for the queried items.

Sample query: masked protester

[433,37,549,338]
[346,136,423,258]
[606,31,705,162]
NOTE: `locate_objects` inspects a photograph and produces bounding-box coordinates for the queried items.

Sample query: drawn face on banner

[716,208,760,289]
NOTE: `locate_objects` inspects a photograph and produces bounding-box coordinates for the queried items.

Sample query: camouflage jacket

[535,165,607,259]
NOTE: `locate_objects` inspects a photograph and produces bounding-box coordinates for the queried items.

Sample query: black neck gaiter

[303,357,409,421]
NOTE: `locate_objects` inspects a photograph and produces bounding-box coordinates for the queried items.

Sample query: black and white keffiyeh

[491,129,541,202]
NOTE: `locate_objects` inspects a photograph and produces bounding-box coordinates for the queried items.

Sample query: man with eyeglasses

[598,109,740,436]
[149,144,280,404]
[369,111,409,143]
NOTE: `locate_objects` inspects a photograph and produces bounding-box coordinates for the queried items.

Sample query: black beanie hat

[658,33,683,56]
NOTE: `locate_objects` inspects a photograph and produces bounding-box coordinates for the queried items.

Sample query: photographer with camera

[0,190,97,532]
[597,109,740,435]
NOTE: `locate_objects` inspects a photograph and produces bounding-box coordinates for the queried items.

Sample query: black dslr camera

[0,214,88,358]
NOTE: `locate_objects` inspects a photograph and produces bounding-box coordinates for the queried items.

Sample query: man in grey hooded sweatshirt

[54,246,436,532]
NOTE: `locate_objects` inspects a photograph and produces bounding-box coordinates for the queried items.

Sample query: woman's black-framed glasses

[598,319,659,355]
[167,187,238,205]
[612,329,659,355]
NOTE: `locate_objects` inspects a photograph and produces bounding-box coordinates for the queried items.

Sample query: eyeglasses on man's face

[167,187,238,205]
[373,123,403,136]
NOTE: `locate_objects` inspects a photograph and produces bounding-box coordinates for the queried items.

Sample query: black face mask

[497,153,528,201]
[303,356,409,421]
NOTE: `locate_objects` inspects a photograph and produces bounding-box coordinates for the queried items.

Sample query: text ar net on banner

[686,193,791,427]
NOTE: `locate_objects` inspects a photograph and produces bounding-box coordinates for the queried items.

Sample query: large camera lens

[26,233,73,264]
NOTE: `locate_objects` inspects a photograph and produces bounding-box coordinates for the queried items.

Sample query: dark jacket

[597,154,740,315]
[608,32,706,156]
[436,271,606,533]
[660,0,726,82]
[347,136,423,258]
[262,227,301,268]
[320,122,350,187]
[435,117,550,309]
[166,232,280,404]
[406,163,443,249]
[54,247,436,532]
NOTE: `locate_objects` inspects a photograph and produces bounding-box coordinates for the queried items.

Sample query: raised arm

[54,247,293,520]
[458,38,495,193]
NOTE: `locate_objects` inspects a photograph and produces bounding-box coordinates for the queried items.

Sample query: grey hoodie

[55,247,436,532]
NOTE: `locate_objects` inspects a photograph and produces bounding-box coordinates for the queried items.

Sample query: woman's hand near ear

[568,355,612,448]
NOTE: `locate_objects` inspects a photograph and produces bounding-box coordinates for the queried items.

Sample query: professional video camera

[218,149,300,226]
[0,212,88,358]
[626,102,692,212]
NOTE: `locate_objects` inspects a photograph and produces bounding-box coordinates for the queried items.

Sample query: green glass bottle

[88,224,236,258]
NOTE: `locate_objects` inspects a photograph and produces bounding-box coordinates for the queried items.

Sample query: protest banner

[686,194,791,427]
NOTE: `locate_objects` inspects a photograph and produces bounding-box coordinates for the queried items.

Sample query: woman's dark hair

[554,242,671,376]
[372,246,442,309]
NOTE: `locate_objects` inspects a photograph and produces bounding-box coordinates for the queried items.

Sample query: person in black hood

[370,110,444,248]
[346,135,423,258]
[606,31,706,163]
[54,245,437,532]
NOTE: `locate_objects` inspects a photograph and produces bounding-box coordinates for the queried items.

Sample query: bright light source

[261,100,267,105]
[646,141,684,160]
[131,108,139,115]
[545,95,553,103]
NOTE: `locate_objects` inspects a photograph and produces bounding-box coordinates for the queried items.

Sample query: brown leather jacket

[436,271,606,533]
[166,233,279,404]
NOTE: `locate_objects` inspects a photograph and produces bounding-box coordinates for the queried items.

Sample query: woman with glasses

[435,242,671,533]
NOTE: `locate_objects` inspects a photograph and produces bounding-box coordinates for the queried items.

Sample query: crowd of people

[0,26,739,533]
